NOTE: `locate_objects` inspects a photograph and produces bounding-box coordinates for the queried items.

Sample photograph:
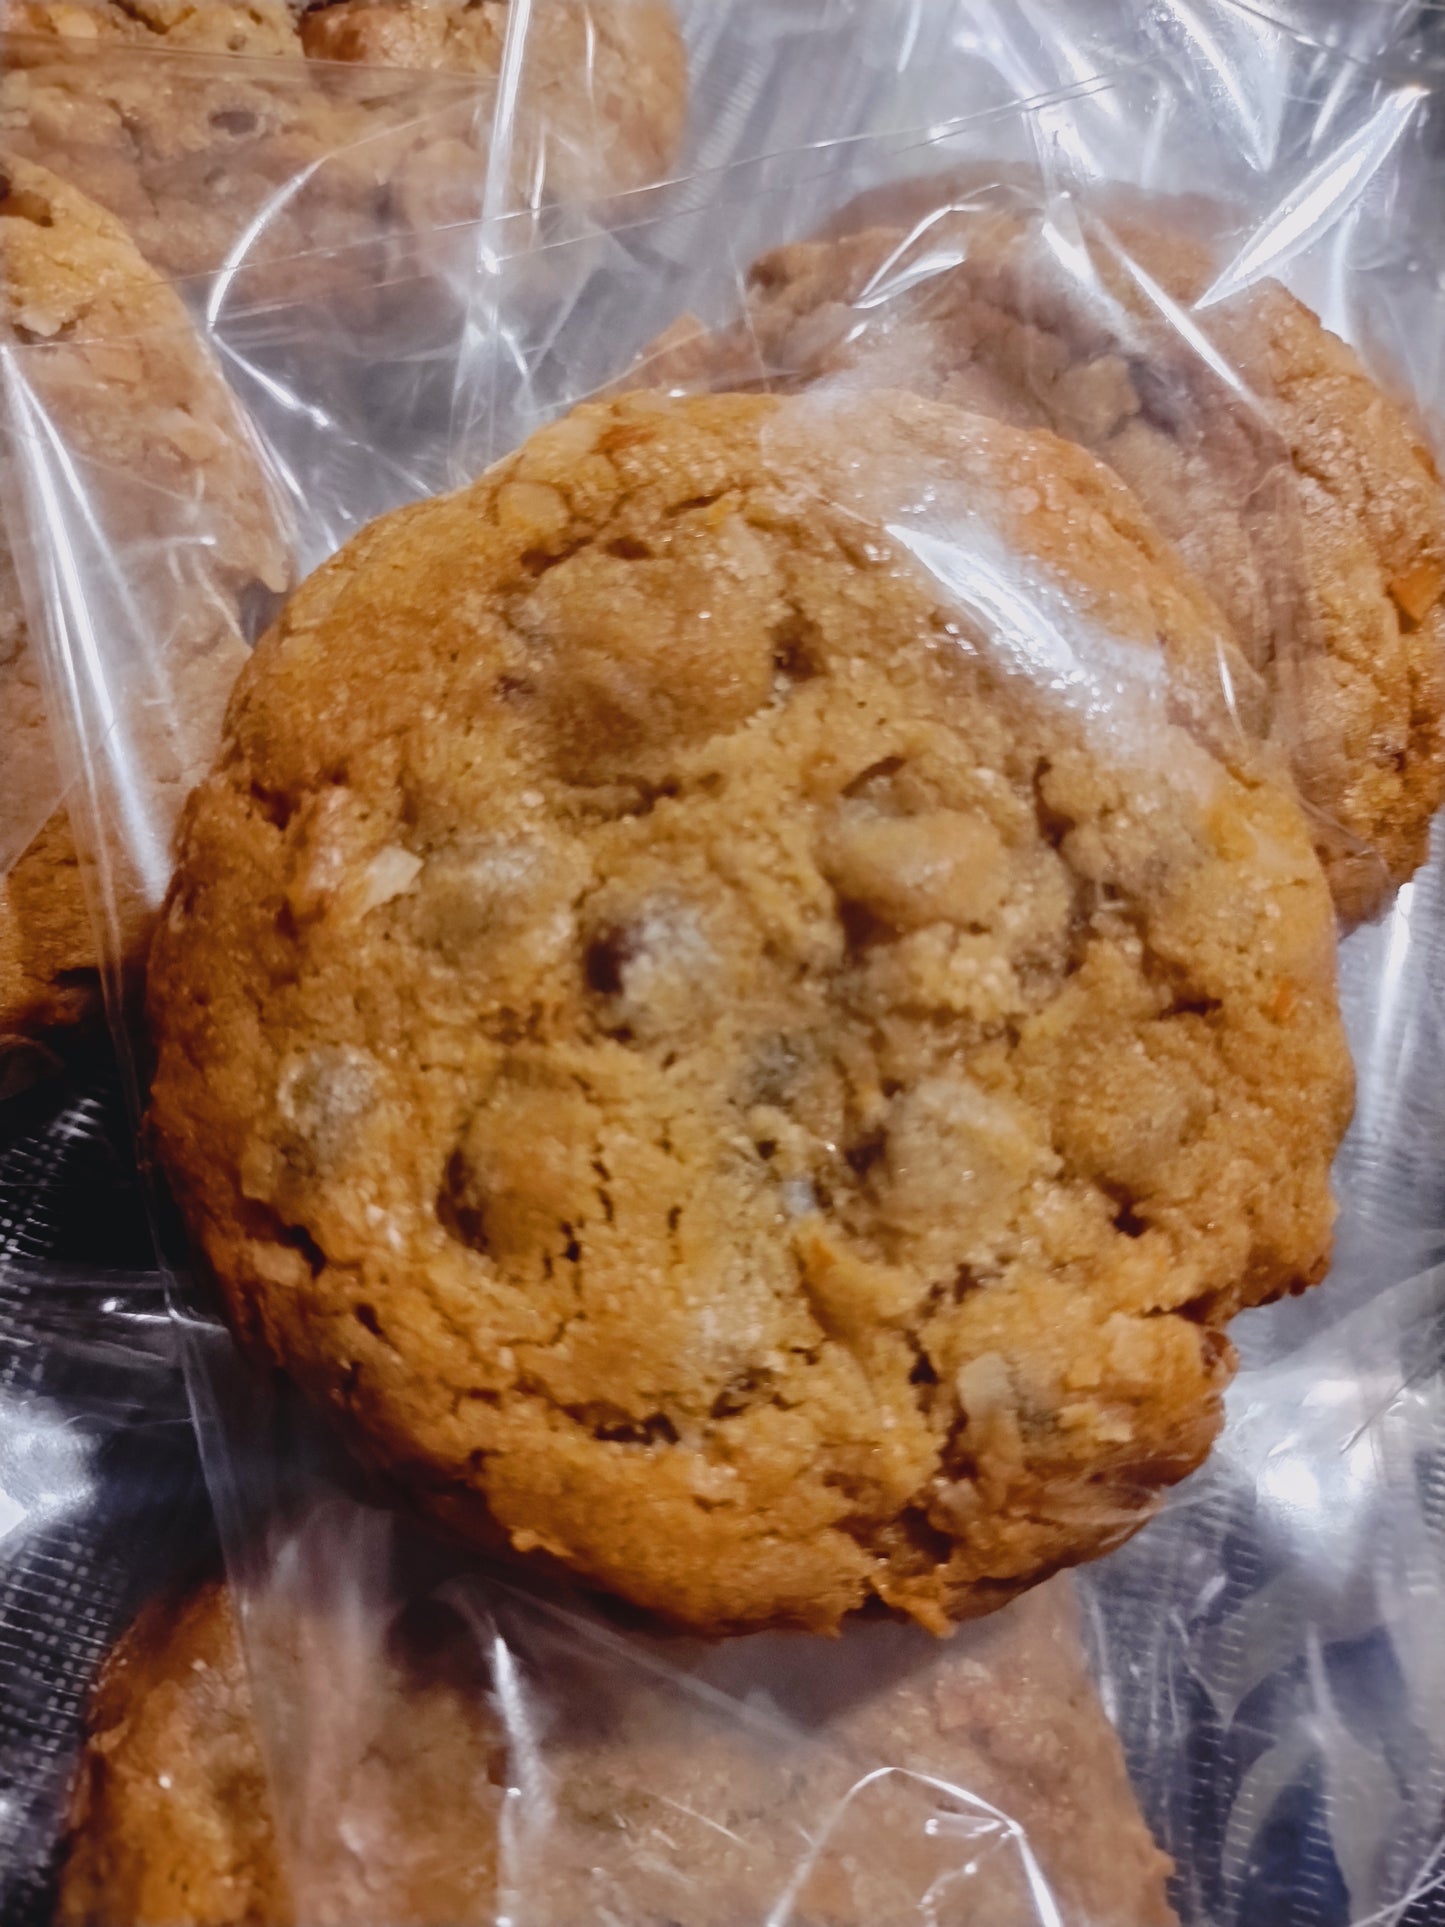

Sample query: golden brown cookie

[725,186,1445,924]
[148,389,1350,1633]
[54,1572,1177,1926]
[0,154,287,1040]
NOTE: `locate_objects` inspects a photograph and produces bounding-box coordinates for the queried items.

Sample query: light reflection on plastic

[1096,232,1259,405]
[1235,1349,1421,1577]
[884,515,1171,756]
[1255,1451,1323,1521]
[490,1626,554,1927]
[1161,0,1291,171]
[1201,83,1424,307]
[0,1391,94,1546]
[1361,878,1416,1118]
[858,229,969,309]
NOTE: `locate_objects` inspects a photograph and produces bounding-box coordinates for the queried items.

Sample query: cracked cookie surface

[714,188,1445,923]
[149,389,1352,1634]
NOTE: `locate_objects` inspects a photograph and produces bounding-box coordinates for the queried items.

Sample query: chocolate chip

[584,925,635,997]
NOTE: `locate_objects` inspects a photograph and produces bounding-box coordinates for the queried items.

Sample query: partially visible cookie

[0,154,284,572]
[149,389,1351,1634]
[54,1572,1177,1926]
[0,806,104,1041]
[0,15,394,281]
[728,186,1445,922]
[1,517,96,1046]
[55,1581,294,1927]
[0,527,55,879]
[0,0,303,54]
[0,154,287,1040]
[302,0,687,199]
[1,0,687,280]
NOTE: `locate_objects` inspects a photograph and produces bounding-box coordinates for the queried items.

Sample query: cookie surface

[55,1573,1176,1926]
[0,154,285,1039]
[732,187,1445,922]
[149,389,1351,1634]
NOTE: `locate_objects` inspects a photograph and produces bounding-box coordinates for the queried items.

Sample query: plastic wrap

[52,1531,1180,1926]
[7,2,1445,1922]
[0,1060,207,1924]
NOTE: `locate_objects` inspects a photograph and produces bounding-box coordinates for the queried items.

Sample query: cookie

[54,1572,1177,1926]
[301,0,688,201]
[148,388,1351,1634]
[0,527,57,882]
[1,0,687,280]
[0,154,287,1039]
[1,521,102,1047]
[54,1581,293,1927]
[0,0,303,54]
[727,186,1445,923]
[0,14,400,282]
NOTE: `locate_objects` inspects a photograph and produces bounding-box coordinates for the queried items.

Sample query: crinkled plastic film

[6,4,1445,1924]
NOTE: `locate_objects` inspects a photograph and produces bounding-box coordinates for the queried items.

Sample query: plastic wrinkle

[761,1764,1066,1927]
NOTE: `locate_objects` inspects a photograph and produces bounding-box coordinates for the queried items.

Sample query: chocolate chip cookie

[148,389,1351,1634]
[55,1572,1177,1926]
[1,0,687,280]
[723,185,1445,923]
[0,153,287,1040]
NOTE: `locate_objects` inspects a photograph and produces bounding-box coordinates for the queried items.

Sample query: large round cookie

[55,1573,1176,1926]
[732,186,1445,923]
[148,389,1352,1634]
[0,154,287,1044]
